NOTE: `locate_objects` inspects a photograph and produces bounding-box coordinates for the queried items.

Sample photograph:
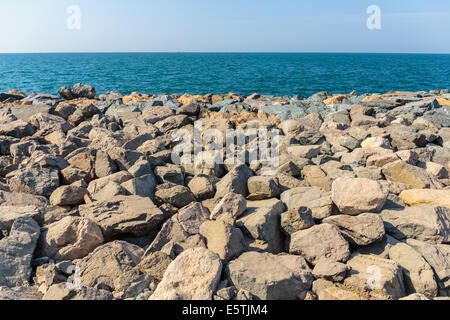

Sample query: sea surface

[0,53,449,97]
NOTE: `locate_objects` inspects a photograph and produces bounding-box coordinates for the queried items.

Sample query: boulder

[289,224,350,266]
[381,206,450,244]
[344,254,407,300]
[155,184,196,208]
[388,243,438,298]
[214,165,253,198]
[39,216,104,260]
[280,207,315,235]
[281,187,333,220]
[49,185,87,206]
[237,199,284,254]
[0,206,42,231]
[150,248,222,300]
[247,176,280,200]
[9,166,60,197]
[58,83,96,100]
[399,189,450,209]
[331,177,387,215]
[382,161,443,189]
[312,259,348,282]
[323,213,385,246]
[76,241,144,290]
[200,220,245,261]
[226,251,313,300]
[210,192,247,224]
[0,217,40,287]
[79,195,165,240]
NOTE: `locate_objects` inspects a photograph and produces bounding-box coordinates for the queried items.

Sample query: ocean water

[0,53,449,97]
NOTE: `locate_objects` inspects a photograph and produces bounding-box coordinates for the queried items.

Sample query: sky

[1,0,450,53]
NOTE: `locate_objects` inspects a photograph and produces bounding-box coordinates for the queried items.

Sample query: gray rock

[150,247,222,300]
[214,165,253,198]
[289,224,350,266]
[281,187,333,220]
[226,251,313,300]
[200,220,245,261]
[381,206,450,244]
[0,217,40,287]
[9,166,60,197]
[323,213,385,246]
[281,207,315,235]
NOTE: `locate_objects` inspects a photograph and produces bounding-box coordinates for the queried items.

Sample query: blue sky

[1,0,450,53]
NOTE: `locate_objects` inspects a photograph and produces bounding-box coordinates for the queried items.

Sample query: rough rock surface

[150,248,222,300]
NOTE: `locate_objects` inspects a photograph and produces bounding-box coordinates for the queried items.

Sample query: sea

[0,53,449,97]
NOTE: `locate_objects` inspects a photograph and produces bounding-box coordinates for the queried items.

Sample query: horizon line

[1,51,450,55]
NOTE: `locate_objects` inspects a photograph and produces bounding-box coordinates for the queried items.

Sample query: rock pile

[0,85,449,300]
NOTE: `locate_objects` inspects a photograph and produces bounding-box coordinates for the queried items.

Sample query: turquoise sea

[0,53,449,96]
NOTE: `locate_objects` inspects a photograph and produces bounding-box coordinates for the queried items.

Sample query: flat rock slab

[150,247,222,300]
[399,189,450,209]
[79,195,165,240]
[281,186,333,220]
[226,251,313,300]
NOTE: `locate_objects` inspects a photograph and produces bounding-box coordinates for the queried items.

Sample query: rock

[323,213,385,246]
[237,199,284,254]
[79,196,165,240]
[210,192,247,224]
[188,175,216,201]
[43,283,113,300]
[226,251,313,300]
[0,191,48,207]
[312,259,348,282]
[388,243,438,298]
[0,120,35,138]
[399,189,450,209]
[281,187,333,220]
[381,206,450,244]
[214,165,253,198]
[382,160,443,189]
[247,176,280,200]
[177,202,210,235]
[87,171,133,195]
[155,184,196,208]
[0,206,42,231]
[331,177,387,215]
[150,248,222,300]
[94,151,117,178]
[0,217,40,287]
[49,185,87,206]
[113,268,153,299]
[280,207,315,235]
[405,239,450,292]
[287,145,321,159]
[39,216,104,260]
[200,220,245,261]
[302,165,331,191]
[77,240,144,290]
[120,174,156,198]
[142,107,174,124]
[399,293,430,300]
[361,137,391,149]
[344,254,407,300]
[154,166,184,185]
[289,224,350,266]
[138,251,173,282]
[145,215,206,256]
[9,166,60,197]
[59,83,96,100]
[0,286,42,300]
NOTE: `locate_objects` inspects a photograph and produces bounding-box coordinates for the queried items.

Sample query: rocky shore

[0,84,449,300]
